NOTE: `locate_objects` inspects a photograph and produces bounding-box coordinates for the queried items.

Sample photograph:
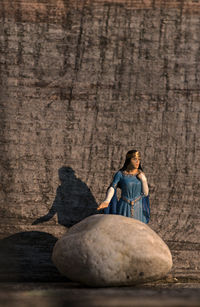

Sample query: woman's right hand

[97,201,109,211]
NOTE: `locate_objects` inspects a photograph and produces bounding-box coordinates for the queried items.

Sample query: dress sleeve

[110,171,122,189]
[139,173,149,196]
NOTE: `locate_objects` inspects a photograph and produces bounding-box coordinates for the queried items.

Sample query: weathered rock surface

[52,214,172,286]
[1,0,200,280]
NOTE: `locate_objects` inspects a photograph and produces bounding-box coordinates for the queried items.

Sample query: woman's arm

[97,187,115,210]
[97,171,121,211]
[137,172,149,196]
[104,186,115,202]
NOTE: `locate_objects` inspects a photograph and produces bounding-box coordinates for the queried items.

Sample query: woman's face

[130,157,141,169]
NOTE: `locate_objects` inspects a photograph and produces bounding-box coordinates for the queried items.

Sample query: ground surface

[1,279,200,307]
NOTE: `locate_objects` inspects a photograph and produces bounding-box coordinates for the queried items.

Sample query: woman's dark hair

[120,150,143,172]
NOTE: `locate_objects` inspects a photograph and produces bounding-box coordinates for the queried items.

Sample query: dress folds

[103,170,149,224]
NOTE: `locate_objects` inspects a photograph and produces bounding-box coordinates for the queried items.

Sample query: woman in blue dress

[97,150,149,224]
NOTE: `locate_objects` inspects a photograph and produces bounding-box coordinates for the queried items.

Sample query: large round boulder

[52,214,172,286]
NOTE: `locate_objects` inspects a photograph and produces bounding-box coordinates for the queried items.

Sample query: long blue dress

[104,170,148,224]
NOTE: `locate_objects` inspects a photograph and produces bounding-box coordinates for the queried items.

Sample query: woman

[97,150,150,224]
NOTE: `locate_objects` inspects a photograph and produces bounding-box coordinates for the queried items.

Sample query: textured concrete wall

[0,0,200,280]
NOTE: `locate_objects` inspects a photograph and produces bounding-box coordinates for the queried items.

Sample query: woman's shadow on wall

[32,166,99,227]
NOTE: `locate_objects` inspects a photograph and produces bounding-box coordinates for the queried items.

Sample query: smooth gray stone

[52,214,173,287]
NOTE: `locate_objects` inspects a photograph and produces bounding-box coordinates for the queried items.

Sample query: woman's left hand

[137,170,147,181]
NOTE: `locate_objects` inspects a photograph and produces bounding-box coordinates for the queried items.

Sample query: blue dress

[104,170,148,224]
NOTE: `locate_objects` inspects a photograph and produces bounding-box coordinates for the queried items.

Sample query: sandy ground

[0,280,200,307]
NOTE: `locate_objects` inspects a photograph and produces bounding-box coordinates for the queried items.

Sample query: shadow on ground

[0,231,68,281]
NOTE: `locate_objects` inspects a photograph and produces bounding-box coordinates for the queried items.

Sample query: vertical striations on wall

[0,0,200,280]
